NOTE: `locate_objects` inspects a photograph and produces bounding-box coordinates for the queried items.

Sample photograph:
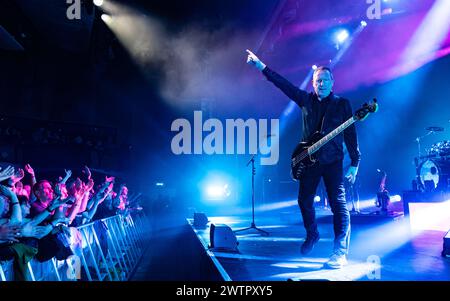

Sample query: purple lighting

[389,0,450,78]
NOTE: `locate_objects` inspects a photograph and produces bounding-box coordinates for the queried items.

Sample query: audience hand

[0,166,15,182]
[0,224,21,242]
[24,164,35,176]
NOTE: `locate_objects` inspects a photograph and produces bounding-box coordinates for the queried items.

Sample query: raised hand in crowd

[74,177,83,192]
[85,178,95,192]
[82,165,92,180]
[25,163,37,186]
[24,163,35,176]
[105,175,115,183]
[49,194,69,210]
[0,165,15,182]
[0,183,16,198]
[59,169,72,184]
[0,224,21,242]
[20,222,50,239]
[12,168,25,183]
[54,182,68,200]
[54,182,63,197]
[0,184,22,225]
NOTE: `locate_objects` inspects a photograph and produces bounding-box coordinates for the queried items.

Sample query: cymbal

[426,126,444,132]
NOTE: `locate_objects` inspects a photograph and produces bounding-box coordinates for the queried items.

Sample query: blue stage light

[94,0,104,7]
[391,195,402,202]
[335,30,349,44]
[205,183,231,200]
[101,14,112,23]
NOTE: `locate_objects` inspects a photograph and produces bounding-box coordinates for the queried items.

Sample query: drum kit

[415,126,450,192]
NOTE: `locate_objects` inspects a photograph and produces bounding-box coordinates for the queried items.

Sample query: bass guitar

[291,99,378,180]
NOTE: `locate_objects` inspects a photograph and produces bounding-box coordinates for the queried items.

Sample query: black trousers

[298,160,351,255]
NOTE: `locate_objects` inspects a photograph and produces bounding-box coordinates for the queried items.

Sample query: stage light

[391,195,402,202]
[408,200,450,232]
[360,20,367,27]
[335,30,349,44]
[312,65,318,70]
[94,0,104,7]
[155,182,164,187]
[314,195,321,203]
[382,8,393,15]
[205,183,231,200]
[101,14,112,24]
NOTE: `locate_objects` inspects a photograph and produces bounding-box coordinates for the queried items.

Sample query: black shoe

[301,233,320,255]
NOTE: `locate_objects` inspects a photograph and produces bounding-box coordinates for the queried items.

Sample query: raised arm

[11,168,25,185]
[0,185,22,225]
[246,49,308,106]
[66,196,82,224]
[24,164,37,186]
[82,196,102,224]
[79,179,94,212]
[59,169,72,184]
[0,166,15,182]
[82,165,92,181]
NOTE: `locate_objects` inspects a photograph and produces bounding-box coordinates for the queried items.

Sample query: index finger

[246,49,253,55]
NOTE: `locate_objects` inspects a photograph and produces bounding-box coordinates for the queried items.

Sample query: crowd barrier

[0,211,149,281]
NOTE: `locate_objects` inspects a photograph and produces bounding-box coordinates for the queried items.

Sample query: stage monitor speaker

[443,229,450,257]
[193,212,209,228]
[209,224,238,252]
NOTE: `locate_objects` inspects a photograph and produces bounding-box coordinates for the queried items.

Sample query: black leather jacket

[263,67,361,167]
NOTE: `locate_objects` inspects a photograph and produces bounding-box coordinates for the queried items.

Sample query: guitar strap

[319,99,330,134]
[319,114,326,134]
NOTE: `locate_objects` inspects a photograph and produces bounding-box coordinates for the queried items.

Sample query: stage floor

[188,207,450,281]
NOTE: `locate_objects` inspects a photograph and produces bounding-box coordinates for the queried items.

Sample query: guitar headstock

[355,98,378,121]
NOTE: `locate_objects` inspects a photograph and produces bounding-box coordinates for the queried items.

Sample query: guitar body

[291,132,323,180]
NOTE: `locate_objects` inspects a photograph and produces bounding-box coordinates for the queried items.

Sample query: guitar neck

[308,117,355,155]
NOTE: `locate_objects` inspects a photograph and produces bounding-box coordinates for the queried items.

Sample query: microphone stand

[234,154,269,236]
[415,131,433,158]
